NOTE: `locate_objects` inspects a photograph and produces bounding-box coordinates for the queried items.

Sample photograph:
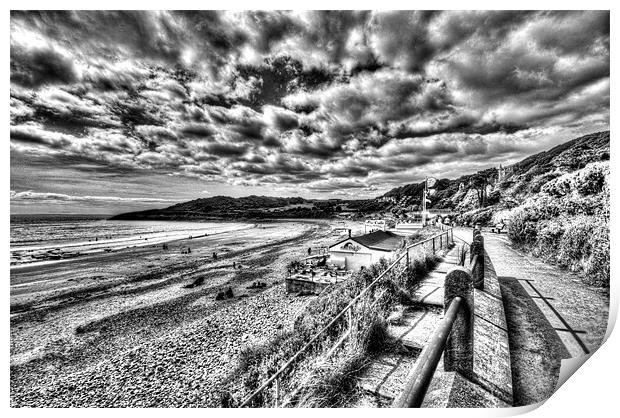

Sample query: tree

[470,174,490,208]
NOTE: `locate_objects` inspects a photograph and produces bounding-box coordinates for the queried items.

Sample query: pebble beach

[10,219,355,407]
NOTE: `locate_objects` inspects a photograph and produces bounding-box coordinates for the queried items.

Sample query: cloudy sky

[10,10,609,214]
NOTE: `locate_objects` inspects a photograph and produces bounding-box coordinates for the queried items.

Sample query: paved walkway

[452,227,609,406]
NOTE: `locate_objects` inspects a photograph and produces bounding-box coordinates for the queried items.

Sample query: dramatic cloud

[10,10,609,213]
[10,190,177,204]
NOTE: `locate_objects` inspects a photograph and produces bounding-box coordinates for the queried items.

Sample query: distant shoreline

[107,213,343,221]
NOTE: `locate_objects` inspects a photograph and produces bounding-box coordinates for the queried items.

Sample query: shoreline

[10,222,256,271]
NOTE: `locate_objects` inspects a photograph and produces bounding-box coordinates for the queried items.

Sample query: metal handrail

[238,227,454,407]
[392,296,463,408]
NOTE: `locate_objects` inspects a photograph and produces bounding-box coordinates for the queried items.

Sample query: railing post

[443,267,474,379]
[470,235,484,290]
[274,376,280,408]
[406,249,410,272]
[472,228,481,242]
[347,306,352,331]
[432,237,435,254]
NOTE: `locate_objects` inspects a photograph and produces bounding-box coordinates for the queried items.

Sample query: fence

[238,227,455,408]
[393,227,485,408]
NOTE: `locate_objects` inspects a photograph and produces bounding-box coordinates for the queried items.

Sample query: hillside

[110,195,381,220]
[112,195,311,220]
[381,130,610,287]
[381,131,610,214]
[468,131,609,287]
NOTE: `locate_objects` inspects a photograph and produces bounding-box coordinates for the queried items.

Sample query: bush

[542,172,573,197]
[583,220,610,286]
[502,183,609,288]
[507,209,538,246]
[533,219,565,260]
[572,162,608,196]
[486,189,501,205]
[541,161,609,198]
[529,171,561,194]
[557,215,595,269]
[459,207,494,226]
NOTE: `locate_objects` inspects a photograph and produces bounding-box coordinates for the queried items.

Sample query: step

[357,352,420,400]
[422,271,445,285]
[387,307,443,350]
[411,284,444,307]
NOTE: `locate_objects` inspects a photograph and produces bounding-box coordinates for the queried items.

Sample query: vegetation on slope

[110,195,382,220]
[494,160,610,286]
[221,231,445,407]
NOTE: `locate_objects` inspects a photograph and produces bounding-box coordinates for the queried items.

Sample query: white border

[3,3,617,417]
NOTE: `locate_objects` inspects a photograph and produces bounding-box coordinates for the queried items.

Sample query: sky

[10,10,610,214]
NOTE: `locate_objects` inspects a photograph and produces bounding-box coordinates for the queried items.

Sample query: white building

[328,230,405,271]
[364,219,395,233]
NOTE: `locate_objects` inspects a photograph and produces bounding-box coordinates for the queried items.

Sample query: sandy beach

[10,219,358,407]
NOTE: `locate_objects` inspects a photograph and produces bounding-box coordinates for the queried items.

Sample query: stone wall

[470,249,513,404]
[424,238,513,407]
[285,277,331,294]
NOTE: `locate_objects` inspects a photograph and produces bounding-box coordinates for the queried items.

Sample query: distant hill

[111,195,311,220]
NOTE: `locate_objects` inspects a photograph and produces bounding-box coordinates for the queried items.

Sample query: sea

[10,214,251,267]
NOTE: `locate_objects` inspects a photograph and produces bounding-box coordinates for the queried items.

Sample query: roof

[330,230,404,252]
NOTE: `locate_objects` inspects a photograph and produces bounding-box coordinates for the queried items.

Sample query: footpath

[452,228,609,406]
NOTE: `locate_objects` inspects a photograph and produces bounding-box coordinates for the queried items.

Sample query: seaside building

[328,230,405,271]
[364,219,394,233]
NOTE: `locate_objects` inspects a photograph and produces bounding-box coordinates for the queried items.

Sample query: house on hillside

[328,230,405,271]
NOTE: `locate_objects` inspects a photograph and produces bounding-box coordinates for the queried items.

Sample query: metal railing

[393,229,486,408]
[392,296,463,408]
[238,227,455,408]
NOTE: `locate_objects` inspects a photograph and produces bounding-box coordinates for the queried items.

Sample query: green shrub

[507,208,538,246]
[529,171,561,194]
[583,220,610,287]
[533,219,565,260]
[572,162,608,196]
[459,207,494,226]
[541,161,609,198]
[486,189,501,205]
[557,215,595,269]
[542,172,573,197]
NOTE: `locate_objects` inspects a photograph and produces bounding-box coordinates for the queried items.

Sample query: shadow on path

[499,276,570,406]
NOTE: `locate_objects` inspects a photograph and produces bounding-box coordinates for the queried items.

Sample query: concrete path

[452,227,609,406]
[408,248,462,307]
